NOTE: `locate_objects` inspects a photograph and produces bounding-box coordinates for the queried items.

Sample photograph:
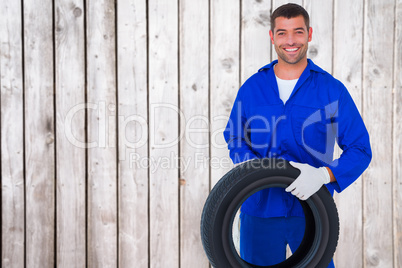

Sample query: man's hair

[270,3,310,32]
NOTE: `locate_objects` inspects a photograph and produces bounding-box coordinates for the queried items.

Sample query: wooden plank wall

[179,0,209,267]
[394,2,402,267]
[23,0,55,266]
[55,0,86,267]
[363,0,394,267]
[117,0,148,267]
[0,0,401,267]
[332,0,364,267]
[148,0,179,267]
[0,1,25,267]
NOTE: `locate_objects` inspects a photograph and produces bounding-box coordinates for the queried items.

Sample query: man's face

[269,15,312,65]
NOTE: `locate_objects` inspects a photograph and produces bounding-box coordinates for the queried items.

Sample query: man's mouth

[284,47,300,52]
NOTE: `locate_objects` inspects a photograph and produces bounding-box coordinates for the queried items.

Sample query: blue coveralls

[223,59,372,267]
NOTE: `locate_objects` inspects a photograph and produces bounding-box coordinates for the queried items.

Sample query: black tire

[200,158,339,268]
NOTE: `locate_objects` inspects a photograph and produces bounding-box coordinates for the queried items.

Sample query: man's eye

[296,31,304,34]
[278,32,285,36]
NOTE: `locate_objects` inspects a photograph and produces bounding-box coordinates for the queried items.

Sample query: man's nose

[286,33,296,45]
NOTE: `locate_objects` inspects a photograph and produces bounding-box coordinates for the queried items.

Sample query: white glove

[285,161,330,200]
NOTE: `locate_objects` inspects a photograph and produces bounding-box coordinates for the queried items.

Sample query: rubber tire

[200,158,339,268]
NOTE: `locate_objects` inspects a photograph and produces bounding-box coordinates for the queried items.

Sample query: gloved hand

[285,161,330,200]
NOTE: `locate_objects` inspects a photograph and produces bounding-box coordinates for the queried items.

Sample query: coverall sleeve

[328,85,372,192]
[223,88,260,164]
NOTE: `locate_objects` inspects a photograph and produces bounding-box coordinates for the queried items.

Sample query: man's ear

[269,30,274,44]
[308,27,313,42]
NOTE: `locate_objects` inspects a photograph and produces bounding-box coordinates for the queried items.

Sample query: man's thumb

[289,161,303,170]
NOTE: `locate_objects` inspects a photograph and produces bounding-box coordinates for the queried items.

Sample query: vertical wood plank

[179,0,209,267]
[394,0,402,267]
[241,0,272,83]
[148,0,179,267]
[54,0,86,267]
[332,0,364,267]
[23,0,55,266]
[363,0,394,267]
[0,1,25,267]
[210,0,240,186]
[117,0,149,267]
[86,0,117,266]
[303,0,333,73]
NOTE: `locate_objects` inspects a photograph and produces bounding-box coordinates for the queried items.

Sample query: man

[223,3,372,267]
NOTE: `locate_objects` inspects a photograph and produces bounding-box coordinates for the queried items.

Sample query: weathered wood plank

[332,0,364,267]
[54,0,86,267]
[86,0,117,266]
[0,1,25,267]
[304,0,333,73]
[363,0,394,267]
[117,0,148,267]
[179,0,210,267]
[148,0,179,267]
[23,0,55,266]
[210,0,240,186]
[241,0,272,83]
[394,0,402,267]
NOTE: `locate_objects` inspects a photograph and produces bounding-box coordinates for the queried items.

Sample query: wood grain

[394,0,402,267]
[241,0,272,83]
[117,0,149,267]
[179,0,210,267]
[304,0,333,73]
[86,0,117,266]
[23,0,55,266]
[210,0,240,187]
[54,0,86,267]
[363,0,395,267]
[332,0,364,267]
[0,1,25,267]
[148,0,179,267]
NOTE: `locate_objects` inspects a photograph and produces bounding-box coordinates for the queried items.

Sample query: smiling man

[223,3,372,268]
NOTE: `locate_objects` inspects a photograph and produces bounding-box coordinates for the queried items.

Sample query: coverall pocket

[291,104,328,154]
[246,105,283,150]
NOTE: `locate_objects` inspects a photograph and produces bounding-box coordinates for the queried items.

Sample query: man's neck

[274,58,308,80]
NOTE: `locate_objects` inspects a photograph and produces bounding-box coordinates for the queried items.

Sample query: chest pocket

[246,105,283,150]
[291,104,332,154]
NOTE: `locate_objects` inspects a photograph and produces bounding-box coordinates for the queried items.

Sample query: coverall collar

[258,59,326,103]
[257,58,326,74]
